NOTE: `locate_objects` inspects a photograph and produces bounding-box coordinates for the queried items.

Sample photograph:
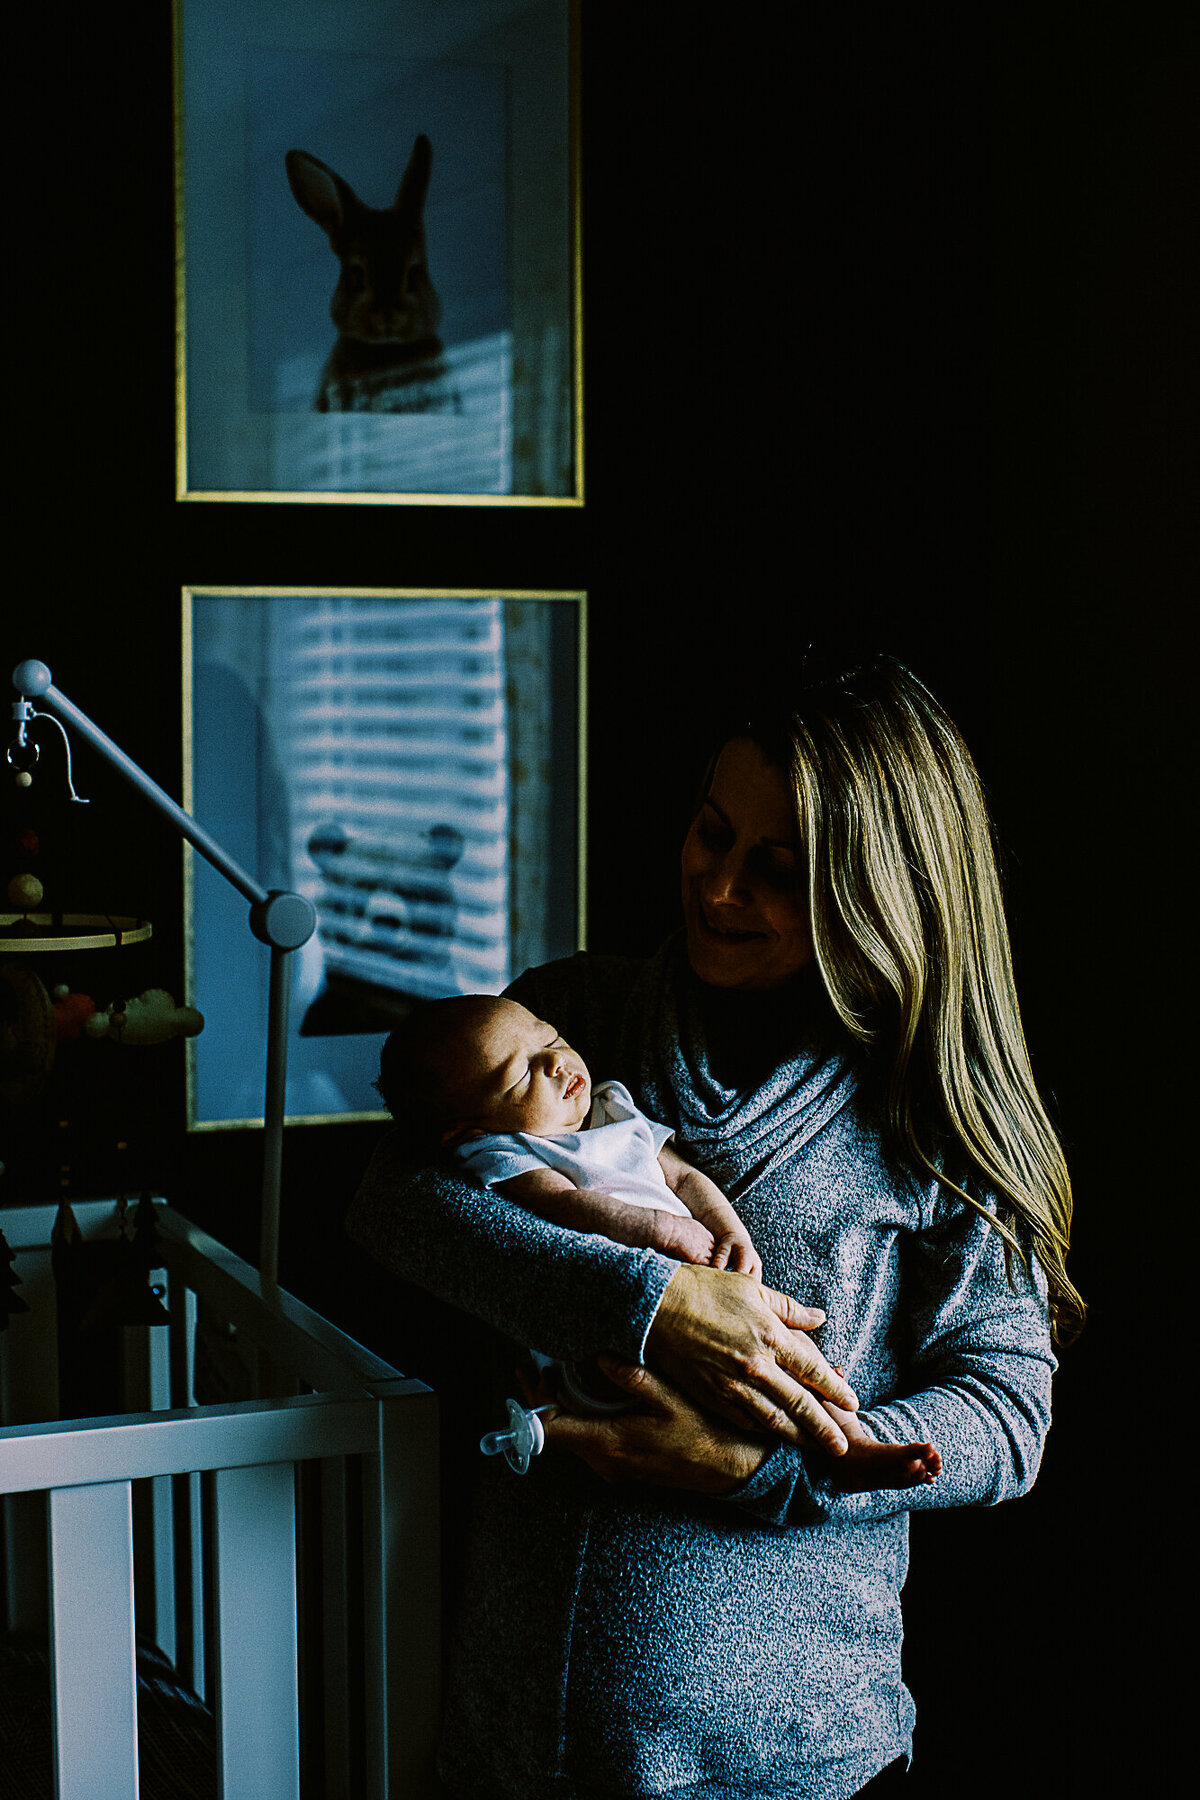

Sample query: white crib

[0,1198,440,1799]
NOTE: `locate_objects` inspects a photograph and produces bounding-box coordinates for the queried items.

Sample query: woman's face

[680,737,814,991]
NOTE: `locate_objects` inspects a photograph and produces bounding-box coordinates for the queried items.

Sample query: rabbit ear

[393,134,433,218]
[286,149,361,241]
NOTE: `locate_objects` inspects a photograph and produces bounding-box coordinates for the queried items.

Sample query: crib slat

[167,1277,206,1699]
[177,1467,207,1704]
[123,1283,178,1668]
[167,1272,198,1409]
[2,1244,56,1636]
[321,1456,354,1799]
[362,1388,441,1800]
[48,1480,140,1800]
[213,1460,300,1800]
[146,1285,177,1666]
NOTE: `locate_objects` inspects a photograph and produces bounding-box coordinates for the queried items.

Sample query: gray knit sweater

[347,944,1055,1800]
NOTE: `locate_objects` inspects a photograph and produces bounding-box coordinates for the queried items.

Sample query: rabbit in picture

[285,134,458,413]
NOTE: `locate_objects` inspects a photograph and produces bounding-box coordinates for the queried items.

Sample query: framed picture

[182,588,586,1129]
[174,0,580,504]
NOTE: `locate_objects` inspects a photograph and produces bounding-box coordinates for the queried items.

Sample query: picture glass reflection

[185,591,582,1126]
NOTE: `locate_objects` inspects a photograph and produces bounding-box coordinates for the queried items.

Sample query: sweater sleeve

[722,1189,1057,1529]
[347,1133,679,1365]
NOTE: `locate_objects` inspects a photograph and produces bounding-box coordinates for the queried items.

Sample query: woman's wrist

[704,1434,772,1494]
[544,1358,775,1494]
[680,1413,774,1494]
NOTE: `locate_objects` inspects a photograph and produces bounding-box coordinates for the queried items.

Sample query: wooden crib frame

[0,1198,440,1799]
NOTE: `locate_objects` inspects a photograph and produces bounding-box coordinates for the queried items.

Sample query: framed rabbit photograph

[182,587,587,1129]
[174,0,580,505]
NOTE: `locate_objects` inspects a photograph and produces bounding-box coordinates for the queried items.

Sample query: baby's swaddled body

[457,1079,686,1410]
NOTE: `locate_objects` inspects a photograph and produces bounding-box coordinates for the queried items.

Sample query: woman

[348,655,1081,1799]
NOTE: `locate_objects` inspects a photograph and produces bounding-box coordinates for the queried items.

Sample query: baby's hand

[652,1213,717,1265]
[709,1230,764,1283]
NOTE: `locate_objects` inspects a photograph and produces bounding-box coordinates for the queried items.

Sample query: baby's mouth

[563,1072,585,1100]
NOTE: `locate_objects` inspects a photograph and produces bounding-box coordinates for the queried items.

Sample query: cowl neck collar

[626,935,859,1202]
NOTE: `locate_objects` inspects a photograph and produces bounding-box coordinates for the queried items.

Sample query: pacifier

[479,1397,555,1474]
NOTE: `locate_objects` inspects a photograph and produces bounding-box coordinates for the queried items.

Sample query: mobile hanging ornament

[8,689,88,801]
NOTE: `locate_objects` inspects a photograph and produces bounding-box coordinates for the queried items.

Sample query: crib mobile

[3,686,208,1364]
[5,659,315,1291]
[2,659,551,1464]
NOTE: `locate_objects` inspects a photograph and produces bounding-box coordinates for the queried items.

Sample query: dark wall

[4,6,1190,1794]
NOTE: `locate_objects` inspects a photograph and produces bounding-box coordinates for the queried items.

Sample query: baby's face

[450,999,592,1137]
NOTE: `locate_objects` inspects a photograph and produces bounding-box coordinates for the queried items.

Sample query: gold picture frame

[182,587,587,1130]
[174,0,582,505]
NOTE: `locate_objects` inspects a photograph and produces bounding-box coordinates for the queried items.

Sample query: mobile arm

[11,659,316,1290]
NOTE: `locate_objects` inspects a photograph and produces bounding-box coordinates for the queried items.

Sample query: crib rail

[0,1199,440,1800]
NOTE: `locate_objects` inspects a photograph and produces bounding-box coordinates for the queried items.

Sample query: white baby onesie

[455,1079,689,1216]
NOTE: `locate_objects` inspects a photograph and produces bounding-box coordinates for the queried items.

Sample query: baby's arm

[656,1143,764,1282]
[496,1167,718,1265]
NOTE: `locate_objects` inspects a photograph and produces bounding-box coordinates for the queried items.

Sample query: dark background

[3,5,1192,1794]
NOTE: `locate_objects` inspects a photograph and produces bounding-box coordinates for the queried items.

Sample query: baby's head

[376,995,593,1148]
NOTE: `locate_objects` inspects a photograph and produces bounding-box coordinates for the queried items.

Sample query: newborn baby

[376,994,940,1486]
[376,994,762,1273]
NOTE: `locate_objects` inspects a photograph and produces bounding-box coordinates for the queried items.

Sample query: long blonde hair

[745,655,1084,1346]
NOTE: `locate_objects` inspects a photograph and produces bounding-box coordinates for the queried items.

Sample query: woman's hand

[541,1357,772,1494]
[645,1265,859,1455]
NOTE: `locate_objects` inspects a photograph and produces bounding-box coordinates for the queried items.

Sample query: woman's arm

[347,1132,678,1369]
[541,1358,771,1494]
[541,1359,939,1496]
[812,1192,1057,1519]
[549,1190,1056,1525]
[349,1135,858,1450]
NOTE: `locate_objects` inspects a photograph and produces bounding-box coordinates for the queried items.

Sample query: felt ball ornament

[52,987,97,1042]
[7,873,43,911]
